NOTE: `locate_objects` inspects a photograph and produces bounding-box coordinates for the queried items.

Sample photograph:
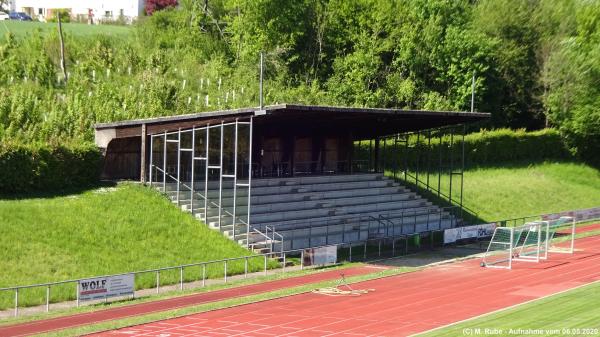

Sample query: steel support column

[246,117,254,248]
[204,124,210,220]
[163,131,167,193]
[149,135,154,187]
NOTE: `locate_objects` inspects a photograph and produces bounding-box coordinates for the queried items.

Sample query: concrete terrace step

[151,173,462,254]
[163,179,398,198]
[159,173,385,191]
[249,198,430,224]
[253,205,447,230]
[177,185,411,210]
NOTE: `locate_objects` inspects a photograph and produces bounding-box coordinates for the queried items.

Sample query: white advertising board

[78,274,134,301]
[444,223,496,244]
[303,246,337,266]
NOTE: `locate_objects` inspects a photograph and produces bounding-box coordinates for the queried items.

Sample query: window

[38,8,43,15]
[105,10,112,17]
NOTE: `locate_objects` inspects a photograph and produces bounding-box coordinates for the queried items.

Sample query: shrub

[357,128,572,170]
[462,128,571,166]
[0,142,102,194]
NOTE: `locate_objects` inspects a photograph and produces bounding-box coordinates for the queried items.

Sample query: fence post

[156,271,160,294]
[392,239,396,256]
[378,239,381,257]
[282,253,286,273]
[224,260,228,283]
[14,288,18,317]
[76,282,80,307]
[349,245,352,262]
[180,267,184,290]
[202,264,206,287]
[46,286,50,312]
[244,257,248,279]
[264,255,268,276]
[364,241,367,259]
[300,250,304,270]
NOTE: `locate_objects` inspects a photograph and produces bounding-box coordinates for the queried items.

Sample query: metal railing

[5,206,596,318]
[259,205,455,251]
[150,169,284,256]
[0,233,426,318]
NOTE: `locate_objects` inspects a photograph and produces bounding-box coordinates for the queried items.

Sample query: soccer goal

[547,216,576,254]
[512,221,549,263]
[480,226,520,269]
[481,216,576,269]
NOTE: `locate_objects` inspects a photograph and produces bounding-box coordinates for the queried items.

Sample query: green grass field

[418,161,600,222]
[1,161,599,310]
[420,281,600,336]
[0,20,131,39]
[0,183,268,309]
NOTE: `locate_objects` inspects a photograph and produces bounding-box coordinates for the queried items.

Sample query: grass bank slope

[0,183,257,308]
[459,162,600,221]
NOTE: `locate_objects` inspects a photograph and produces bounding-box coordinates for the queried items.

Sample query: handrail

[153,165,193,192]
[0,231,415,294]
[402,171,479,219]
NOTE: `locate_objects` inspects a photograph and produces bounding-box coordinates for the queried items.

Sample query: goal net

[481,226,520,269]
[547,216,576,253]
[513,222,548,262]
[481,216,576,269]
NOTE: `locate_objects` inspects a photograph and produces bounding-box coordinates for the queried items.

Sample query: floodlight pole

[259,52,264,109]
[471,72,475,112]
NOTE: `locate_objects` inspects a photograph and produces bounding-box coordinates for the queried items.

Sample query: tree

[146,0,178,16]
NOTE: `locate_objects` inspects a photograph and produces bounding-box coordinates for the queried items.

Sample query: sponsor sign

[541,206,600,223]
[302,246,337,266]
[78,274,134,301]
[444,223,497,244]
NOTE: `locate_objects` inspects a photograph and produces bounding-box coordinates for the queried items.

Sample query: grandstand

[94,104,489,254]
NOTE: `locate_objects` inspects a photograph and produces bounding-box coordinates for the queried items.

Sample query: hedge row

[462,128,571,166]
[0,143,102,194]
[358,128,572,169]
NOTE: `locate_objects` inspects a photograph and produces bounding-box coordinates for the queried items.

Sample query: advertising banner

[78,274,134,301]
[443,223,497,244]
[303,246,337,266]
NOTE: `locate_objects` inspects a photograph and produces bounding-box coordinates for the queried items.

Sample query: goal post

[481,226,517,269]
[481,216,576,270]
[547,216,576,254]
[513,221,549,262]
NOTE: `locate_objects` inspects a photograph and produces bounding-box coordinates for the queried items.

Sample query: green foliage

[0,0,598,165]
[462,128,570,167]
[47,9,72,23]
[431,161,600,222]
[542,1,600,166]
[0,142,102,193]
[0,183,273,309]
[367,128,571,171]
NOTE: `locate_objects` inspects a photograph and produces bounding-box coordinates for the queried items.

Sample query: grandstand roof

[94,103,489,142]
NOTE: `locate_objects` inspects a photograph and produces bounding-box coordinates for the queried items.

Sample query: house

[13,0,145,23]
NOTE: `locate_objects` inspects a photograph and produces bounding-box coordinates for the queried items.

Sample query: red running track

[0,266,383,337]
[575,222,600,234]
[94,235,600,337]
